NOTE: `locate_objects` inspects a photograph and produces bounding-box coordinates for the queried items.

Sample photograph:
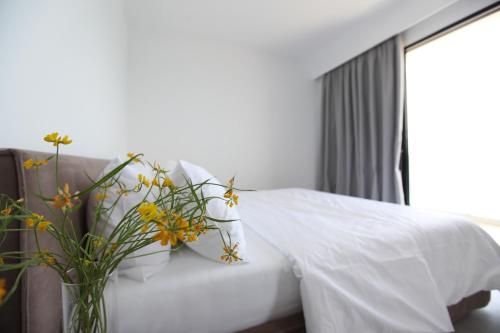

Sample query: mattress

[117,225,302,333]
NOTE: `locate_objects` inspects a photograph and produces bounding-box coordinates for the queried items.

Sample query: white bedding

[117,226,301,333]
[238,189,500,333]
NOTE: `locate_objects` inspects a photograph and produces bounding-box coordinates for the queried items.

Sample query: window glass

[406,10,500,222]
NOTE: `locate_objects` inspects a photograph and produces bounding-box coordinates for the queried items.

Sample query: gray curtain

[321,36,404,204]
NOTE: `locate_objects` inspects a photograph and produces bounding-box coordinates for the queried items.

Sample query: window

[405,7,500,223]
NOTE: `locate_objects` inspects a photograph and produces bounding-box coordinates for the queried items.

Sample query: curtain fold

[321,36,404,203]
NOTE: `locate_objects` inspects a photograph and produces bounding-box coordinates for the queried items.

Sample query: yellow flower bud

[26,218,35,228]
[37,221,52,232]
[23,159,34,169]
[0,207,12,216]
[95,193,108,201]
[162,178,173,188]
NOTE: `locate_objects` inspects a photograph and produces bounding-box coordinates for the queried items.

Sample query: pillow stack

[87,157,247,282]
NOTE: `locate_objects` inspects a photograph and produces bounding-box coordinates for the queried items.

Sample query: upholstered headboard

[0,149,108,333]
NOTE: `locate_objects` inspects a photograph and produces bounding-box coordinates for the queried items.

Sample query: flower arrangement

[0,133,242,332]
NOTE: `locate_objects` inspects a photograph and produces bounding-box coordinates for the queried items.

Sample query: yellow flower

[23,159,48,170]
[53,195,67,209]
[0,207,12,216]
[37,251,56,267]
[127,152,141,163]
[162,178,173,188]
[141,223,150,233]
[137,174,150,188]
[45,256,56,266]
[43,132,59,143]
[0,257,4,265]
[152,225,171,246]
[186,232,198,242]
[220,243,242,263]
[37,221,52,232]
[151,223,183,247]
[25,213,45,228]
[169,231,179,247]
[194,221,206,234]
[0,278,7,304]
[224,178,239,207]
[43,132,72,146]
[157,210,166,221]
[23,159,34,169]
[224,189,239,208]
[152,178,159,187]
[26,217,35,228]
[95,193,108,201]
[92,238,103,248]
[176,230,185,242]
[175,216,189,229]
[53,183,73,210]
[60,135,72,145]
[137,202,159,222]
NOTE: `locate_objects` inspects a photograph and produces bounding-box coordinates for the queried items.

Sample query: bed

[0,149,497,333]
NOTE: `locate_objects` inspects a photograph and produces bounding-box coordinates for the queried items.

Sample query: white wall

[301,0,459,78]
[0,0,127,158]
[0,0,321,190]
[127,28,321,190]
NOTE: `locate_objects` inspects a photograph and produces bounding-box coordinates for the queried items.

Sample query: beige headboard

[0,149,108,333]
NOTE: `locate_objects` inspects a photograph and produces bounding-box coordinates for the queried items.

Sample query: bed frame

[0,149,491,333]
[237,291,491,332]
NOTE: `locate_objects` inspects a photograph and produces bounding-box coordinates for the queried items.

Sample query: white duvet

[238,189,500,333]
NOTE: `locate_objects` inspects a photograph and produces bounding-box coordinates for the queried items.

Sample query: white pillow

[87,157,170,282]
[169,160,248,263]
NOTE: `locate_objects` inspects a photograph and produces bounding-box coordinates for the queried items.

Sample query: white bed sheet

[117,226,301,333]
[238,189,500,333]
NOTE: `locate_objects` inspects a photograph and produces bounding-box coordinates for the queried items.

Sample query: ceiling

[124,0,460,77]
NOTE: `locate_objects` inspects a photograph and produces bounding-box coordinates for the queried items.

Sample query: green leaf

[72,154,142,199]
